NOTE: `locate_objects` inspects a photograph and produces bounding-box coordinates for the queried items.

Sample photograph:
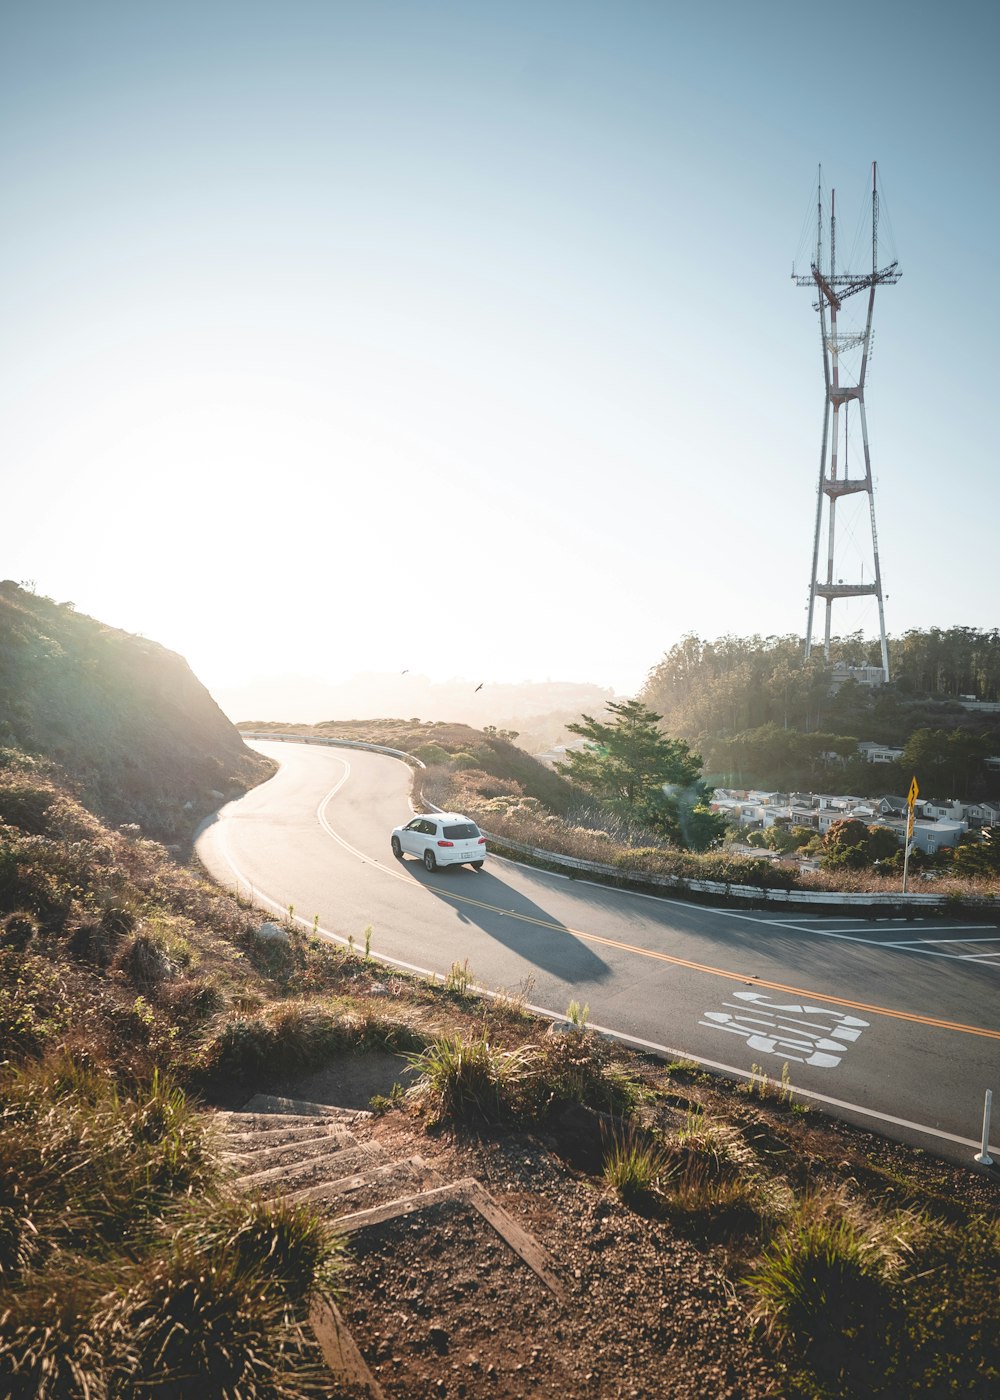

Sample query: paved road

[196,741,1000,1167]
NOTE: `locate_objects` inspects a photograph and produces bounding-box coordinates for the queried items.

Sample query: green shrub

[532,1031,643,1117]
[175,1196,345,1302]
[881,1211,1000,1395]
[603,1125,670,1205]
[406,1033,538,1124]
[116,933,176,990]
[197,999,409,1084]
[95,1244,324,1398]
[0,1059,215,1269]
[414,742,452,765]
[656,1112,765,1231]
[0,835,79,928]
[0,910,39,950]
[66,917,116,968]
[159,975,225,1022]
[747,1194,902,1380]
[0,952,75,1059]
[0,1277,107,1399]
[444,959,474,996]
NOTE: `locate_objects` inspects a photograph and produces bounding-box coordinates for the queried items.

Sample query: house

[858,741,905,765]
[876,795,914,818]
[966,801,1000,828]
[880,818,966,855]
[922,799,967,823]
[830,662,885,691]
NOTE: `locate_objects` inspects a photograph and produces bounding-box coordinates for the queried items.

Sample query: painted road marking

[796,931,1000,964]
[700,992,870,1068]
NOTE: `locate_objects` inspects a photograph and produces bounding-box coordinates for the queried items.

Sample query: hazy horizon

[214,668,616,727]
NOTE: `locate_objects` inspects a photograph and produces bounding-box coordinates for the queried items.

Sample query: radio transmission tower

[793,162,900,679]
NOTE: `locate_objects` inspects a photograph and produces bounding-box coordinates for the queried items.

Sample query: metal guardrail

[239,730,425,767]
[481,832,968,908]
[239,732,998,912]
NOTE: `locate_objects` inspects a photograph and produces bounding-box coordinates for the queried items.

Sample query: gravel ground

[334,1109,784,1399]
[271,1012,999,1400]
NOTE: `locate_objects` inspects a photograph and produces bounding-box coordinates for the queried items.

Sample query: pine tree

[553,700,714,845]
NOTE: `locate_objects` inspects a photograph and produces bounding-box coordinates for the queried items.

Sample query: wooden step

[241,1093,370,1119]
[216,1110,360,1133]
[288,1155,442,1213]
[217,1118,356,1145]
[220,1126,359,1165]
[235,1143,379,1196]
[309,1291,386,1400]
[335,1177,566,1300]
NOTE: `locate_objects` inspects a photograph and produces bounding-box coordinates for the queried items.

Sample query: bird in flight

[401,669,409,674]
[474,683,483,692]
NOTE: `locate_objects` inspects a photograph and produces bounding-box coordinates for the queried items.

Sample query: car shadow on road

[397,859,612,984]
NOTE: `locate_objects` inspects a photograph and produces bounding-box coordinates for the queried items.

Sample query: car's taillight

[437,840,454,847]
[478,837,486,844]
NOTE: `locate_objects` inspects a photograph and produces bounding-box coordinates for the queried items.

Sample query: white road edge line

[207,797,999,1162]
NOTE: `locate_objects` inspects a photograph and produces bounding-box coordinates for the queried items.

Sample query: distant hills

[218,670,615,736]
[0,582,271,841]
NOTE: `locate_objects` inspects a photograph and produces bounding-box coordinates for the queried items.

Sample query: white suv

[391,813,487,872]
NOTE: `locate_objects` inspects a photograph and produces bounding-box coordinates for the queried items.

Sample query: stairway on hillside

[215,1094,569,1399]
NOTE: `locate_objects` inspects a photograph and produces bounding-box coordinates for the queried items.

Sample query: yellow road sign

[907,775,919,807]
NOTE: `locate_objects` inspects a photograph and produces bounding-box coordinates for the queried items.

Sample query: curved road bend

[196,741,1000,1168]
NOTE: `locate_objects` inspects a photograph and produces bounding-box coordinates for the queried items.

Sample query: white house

[922,799,967,823]
[858,741,905,765]
[880,818,966,854]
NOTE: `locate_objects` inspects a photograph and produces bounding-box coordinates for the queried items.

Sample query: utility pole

[794,163,900,680]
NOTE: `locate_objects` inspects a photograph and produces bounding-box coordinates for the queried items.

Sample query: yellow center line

[423,884,1000,1041]
[315,778,1000,1044]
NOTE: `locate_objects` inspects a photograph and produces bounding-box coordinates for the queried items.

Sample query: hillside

[0,581,271,840]
[642,630,1000,798]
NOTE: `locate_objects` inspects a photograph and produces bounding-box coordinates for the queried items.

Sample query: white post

[974,1089,994,1166]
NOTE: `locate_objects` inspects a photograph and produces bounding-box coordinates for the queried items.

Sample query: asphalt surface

[196,740,1000,1168]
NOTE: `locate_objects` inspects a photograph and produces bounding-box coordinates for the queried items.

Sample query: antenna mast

[793,162,900,681]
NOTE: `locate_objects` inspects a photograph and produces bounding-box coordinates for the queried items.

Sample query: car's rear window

[443,823,480,840]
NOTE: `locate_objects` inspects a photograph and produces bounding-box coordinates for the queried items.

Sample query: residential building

[880,818,966,855]
[830,662,885,690]
[858,741,905,765]
[922,799,968,822]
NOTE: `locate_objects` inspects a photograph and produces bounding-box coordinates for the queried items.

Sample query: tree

[952,826,1000,880]
[553,700,704,833]
[820,818,875,870]
[865,825,900,862]
[765,823,814,854]
[901,727,994,800]
[820,818,902,870]
[673,802,729,853]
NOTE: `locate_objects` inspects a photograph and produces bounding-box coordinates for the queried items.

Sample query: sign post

[902,775,919,894]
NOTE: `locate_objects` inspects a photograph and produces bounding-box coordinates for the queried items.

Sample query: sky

[2,1,997,715]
